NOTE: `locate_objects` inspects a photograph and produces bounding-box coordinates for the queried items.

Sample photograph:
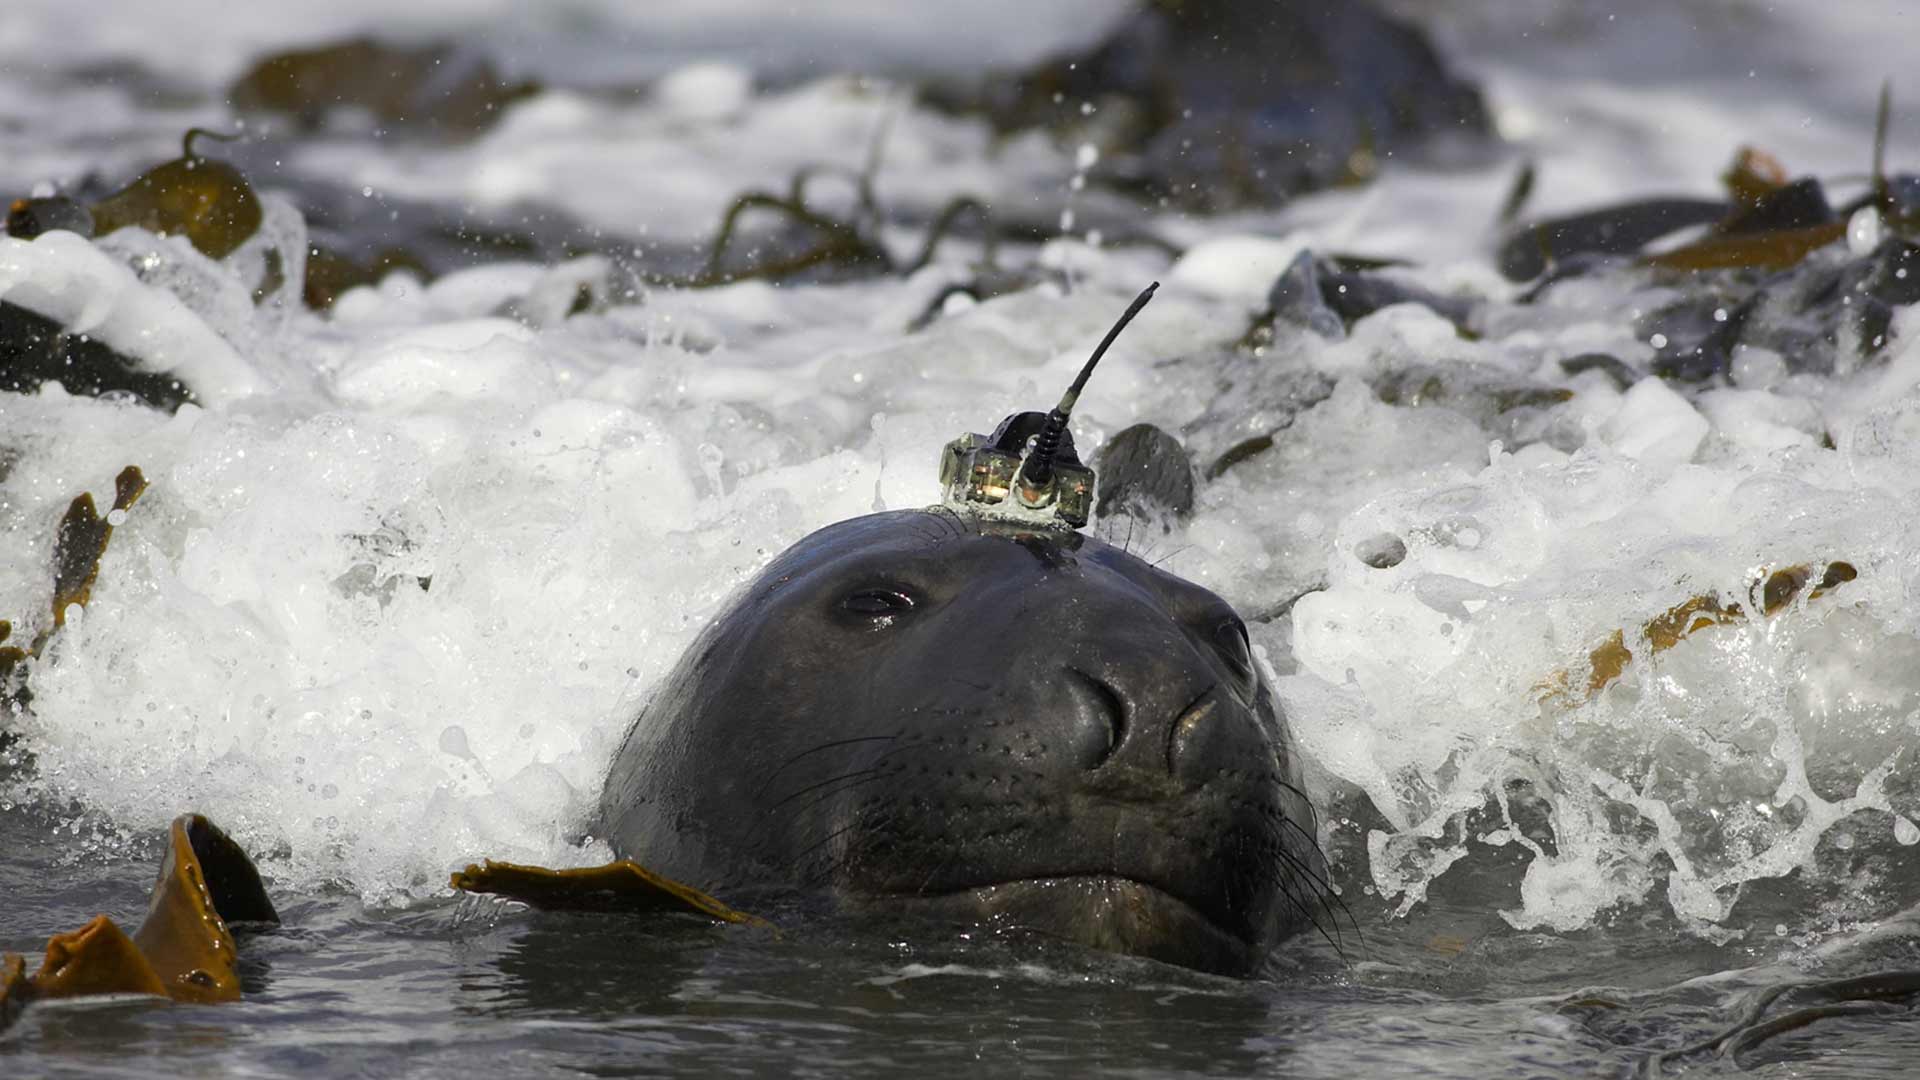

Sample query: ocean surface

[4,1,1920,1075]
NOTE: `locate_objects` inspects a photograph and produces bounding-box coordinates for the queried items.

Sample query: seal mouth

[855,874,1261,975]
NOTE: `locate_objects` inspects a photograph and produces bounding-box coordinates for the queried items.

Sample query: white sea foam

[1,0,1917,938]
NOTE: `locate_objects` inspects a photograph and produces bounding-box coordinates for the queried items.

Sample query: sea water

[3,1,1919,1075]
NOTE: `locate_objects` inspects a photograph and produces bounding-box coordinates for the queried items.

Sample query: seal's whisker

[753,735,900,799]
[767,767,886,812]
[1267,819,1339,895]
[782,771,896,821]
[778,818,867,882]
[1272,781,1323,825]
[1268,862,1344,960]
[1273,813,1358,940]
[1271,844,1362,951]
[1148,545,1190,569]
[796,806,905,890]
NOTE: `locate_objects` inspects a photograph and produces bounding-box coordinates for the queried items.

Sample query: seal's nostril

[1166,698,1217,777]
[1066,667,1127,768]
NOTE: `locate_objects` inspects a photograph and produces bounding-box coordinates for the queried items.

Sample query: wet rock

[1719,177,1836,235]
[1094,423,1196,521]
[1253,250,1475,345]
[230,38,538,136]
[1264,250,1346,340]
[1650,239,1920,380]
[0,301,191,410]
[1370,365,1572,430]
[1559,353,1638,389]
[1187,365,1338,479]
[965,0,1489,208]
[1320,265,1475,330]
[1639,290,1749,383]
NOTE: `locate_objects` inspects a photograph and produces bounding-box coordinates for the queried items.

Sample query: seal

[597,508,1330,974]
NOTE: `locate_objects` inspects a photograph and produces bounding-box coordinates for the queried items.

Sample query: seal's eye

[1213,617,1253,679]
[841,588,916,620]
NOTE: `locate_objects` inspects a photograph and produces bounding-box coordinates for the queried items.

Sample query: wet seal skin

[597,508,1333,975]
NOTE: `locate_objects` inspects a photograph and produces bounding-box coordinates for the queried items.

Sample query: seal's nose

[1068,646,1251,792]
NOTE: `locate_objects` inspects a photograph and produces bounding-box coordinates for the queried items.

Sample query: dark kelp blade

[51,465,148,628]
[451,859,772,927]
[3,465,149,706]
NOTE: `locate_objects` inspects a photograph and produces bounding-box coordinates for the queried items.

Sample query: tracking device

[937,282,1158,531]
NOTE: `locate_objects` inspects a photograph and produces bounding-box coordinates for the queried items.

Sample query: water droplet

[439,725,473,759]
[1895,816,1919,845]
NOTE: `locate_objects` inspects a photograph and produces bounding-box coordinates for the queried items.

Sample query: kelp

[1540,561,1856,706]
[6,129,261,260]
[89,130,262,259]
[0,466,147,705]
[1638,969,1920,1076]
[0,814,279,1032]
[687,158,1000,288]
[452,860,771,927]
[1509,83,1917,285]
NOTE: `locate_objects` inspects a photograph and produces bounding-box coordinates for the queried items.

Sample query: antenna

[1021,281,1159,490]
[936,282,1160,531]
[1873,80,1892,205]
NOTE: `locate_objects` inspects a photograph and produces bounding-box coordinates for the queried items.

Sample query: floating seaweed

[1510,84,1916,286]
[1541,561,1857,705]
[1638,968,1920,1076]
[88,129,263,259]
[0,815,279,1033]
[686,133,1002,288]
[0,466,148,705]
[6,129,262,261]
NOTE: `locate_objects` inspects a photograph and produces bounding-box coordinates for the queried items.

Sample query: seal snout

[1060,662,1238,788]
[1062,666,1127,769]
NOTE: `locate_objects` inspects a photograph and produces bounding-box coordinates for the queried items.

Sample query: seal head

[599,509,1327,974]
